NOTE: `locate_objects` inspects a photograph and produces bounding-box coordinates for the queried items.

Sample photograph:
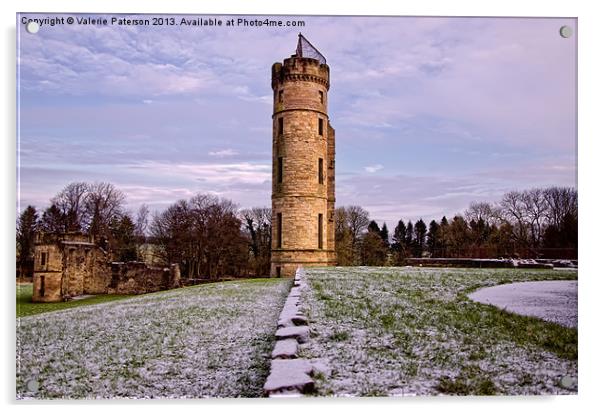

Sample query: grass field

[299,267,578,396]
[16,278,290,399]
[17,284,131,317]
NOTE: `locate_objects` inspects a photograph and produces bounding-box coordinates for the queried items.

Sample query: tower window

[278,117,283,135]
[40,275,45,297]
[318,158,324,184]
[318,214,323,249]
[319,91,324,104]
[279,90,283,103]
[278,157,283,183]
[318,118,323,136]
[277,212,283,248]
[40,252,47,267]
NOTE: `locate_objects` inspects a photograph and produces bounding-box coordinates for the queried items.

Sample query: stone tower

[270,34,336,277]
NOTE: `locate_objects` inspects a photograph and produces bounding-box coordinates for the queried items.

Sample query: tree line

[17,182,577,279]
[335,186,577,266]
[16,181,272,279]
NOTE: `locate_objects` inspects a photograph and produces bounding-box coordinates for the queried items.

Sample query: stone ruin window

[278,117,284,135]
[39,275,45,297]
[319,91,324,104]
[278,157,283,183]
[279,90,283,103]
[276,266,281,278]
[40,252,47,267]
[318,118,323,136]
[277,212,283,248]
[318,158,324,184]
[318,213,324,249]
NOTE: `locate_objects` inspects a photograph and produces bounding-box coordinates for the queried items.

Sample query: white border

[3,1,600,412]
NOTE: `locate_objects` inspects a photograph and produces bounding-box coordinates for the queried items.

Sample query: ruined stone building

[32,232,180,303]
[270,34,336,277]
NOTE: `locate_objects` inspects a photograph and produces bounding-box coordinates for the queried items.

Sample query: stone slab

[276,326,310,343]
[272,338,298,359]
[284,297,300,307]
[278,314,308,328]
[263,359,314,395]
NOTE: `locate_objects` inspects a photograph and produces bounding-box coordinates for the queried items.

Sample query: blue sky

[17,14,577,225]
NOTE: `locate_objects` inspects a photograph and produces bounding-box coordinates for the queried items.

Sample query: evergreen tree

[405,221,414,256]
[360,231,387,266]
[449,215,470,257]
[426,220,440,256]
[110,214,138,262]
[560,212,578,249]
[39,204,66,233]
[379,222,390,247]
[367,220,381,233]
[391,219,407,264]
[16,206,38,279]
[414,219,427,257]
[405,221,414,245]
[439,216,449,256]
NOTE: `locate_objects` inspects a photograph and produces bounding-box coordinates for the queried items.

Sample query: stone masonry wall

[32,233,180,302]
[108,262,180,295]
[61,242,96,298]
[85,249,112,294]
[31,271,62,303]
[270,55,336,276]
[32,238,72,303]
[326,123,335,259]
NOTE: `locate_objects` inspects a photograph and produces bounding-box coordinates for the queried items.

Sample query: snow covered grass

[299,267,578,396]
[16,278,290,399]
[17,284,130,318]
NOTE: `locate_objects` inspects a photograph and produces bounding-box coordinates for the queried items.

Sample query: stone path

[468,280,577,328]
[264,268,316,397]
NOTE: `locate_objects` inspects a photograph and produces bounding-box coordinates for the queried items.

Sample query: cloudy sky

[17,14,576,226]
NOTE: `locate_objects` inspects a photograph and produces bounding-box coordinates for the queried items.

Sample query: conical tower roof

[295,33,326,64]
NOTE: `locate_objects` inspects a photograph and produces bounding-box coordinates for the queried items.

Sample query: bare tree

[241,207,272,276]
[334,207,353,265]
[134,204,150,239]
[150,199,191,269]
[345,205,370,256]
[522,188,548,247]
[544,187,577,228]
[465,201,495,225]
[150,194,249,279]
[84,182,126,240]
[50,182,90,231]
[499,191,530,248]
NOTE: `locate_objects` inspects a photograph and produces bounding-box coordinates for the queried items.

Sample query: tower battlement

[271,57,330,90]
